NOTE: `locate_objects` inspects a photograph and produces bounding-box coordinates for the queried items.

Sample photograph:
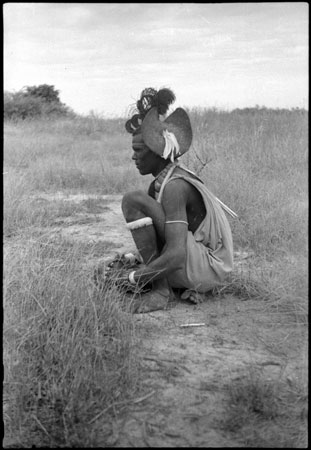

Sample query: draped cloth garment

[158,165,234,292]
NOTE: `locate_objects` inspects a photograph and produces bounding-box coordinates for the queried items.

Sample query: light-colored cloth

[160,167,234,292]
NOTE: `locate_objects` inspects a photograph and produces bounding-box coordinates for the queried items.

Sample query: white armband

[126,217,153,230]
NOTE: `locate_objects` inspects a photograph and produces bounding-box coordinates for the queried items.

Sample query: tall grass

[3,107,308,446]
[3,116,150,194]
[184,107,308,257]
[184,107,308,325]
[4,108,307,255]
[4,235,139,447]
[3,115,145,445]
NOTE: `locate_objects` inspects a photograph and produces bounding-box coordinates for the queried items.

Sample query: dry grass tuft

[222,366,308,447]
[214,255,308,324]
[4,235,139,447]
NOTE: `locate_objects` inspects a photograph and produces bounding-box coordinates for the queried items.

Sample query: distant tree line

[231,105,307,115]
[4,84,75,120]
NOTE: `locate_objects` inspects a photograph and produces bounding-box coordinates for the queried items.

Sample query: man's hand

[105,267,130,283]
[104,264,151,293]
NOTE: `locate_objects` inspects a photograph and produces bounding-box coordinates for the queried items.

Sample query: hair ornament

[125,87,176,134]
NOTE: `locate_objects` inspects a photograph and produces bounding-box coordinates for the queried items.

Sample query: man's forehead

[132,133,146,148]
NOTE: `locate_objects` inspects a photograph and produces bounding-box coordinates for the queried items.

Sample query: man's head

[132,132,166,176]
[125,87,193,167]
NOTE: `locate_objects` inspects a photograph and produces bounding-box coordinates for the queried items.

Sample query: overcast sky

[3,2,309,117]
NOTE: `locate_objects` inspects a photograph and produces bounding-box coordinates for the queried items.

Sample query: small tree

[21,84,61,103]
[4,85,74,120]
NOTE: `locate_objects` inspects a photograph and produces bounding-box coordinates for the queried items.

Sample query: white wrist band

[128,271,137,285]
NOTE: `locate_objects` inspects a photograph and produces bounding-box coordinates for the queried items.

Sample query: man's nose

[132,152,137,160]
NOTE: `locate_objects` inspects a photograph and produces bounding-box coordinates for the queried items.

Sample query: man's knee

[122,190,149,219]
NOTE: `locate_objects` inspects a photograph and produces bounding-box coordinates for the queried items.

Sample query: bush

[4,86,73,121]
[22,84,61,103]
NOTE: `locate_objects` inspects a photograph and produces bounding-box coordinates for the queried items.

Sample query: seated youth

[111,87,235,313]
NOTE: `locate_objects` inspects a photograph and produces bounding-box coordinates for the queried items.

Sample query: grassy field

[3,107,308,447]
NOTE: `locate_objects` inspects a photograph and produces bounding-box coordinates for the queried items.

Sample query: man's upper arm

[161,179,189,251]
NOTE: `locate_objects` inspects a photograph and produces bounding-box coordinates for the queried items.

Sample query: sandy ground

[28,193,308,447]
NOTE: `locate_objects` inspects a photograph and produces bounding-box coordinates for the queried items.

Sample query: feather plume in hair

[156,88,176,115]
[125,86,176,134]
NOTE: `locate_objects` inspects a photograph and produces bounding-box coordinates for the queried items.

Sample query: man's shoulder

[168,165,202,189]
[162,171,197,202]
[164,175,188,190]
[172,165,203,182]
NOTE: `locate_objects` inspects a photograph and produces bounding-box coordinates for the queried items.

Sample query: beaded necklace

[154,162,178,202]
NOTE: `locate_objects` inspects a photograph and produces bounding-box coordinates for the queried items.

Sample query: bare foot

[129,289,173,314]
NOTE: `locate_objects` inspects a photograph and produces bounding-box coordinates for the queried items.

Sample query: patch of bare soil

[36,193,308,447]
[32,193,135,261]
[108,296,306,448]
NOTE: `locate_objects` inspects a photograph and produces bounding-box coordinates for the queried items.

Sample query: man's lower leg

[126,217,174,311]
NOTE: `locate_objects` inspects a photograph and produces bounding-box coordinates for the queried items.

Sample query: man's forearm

[133,248,185,284]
